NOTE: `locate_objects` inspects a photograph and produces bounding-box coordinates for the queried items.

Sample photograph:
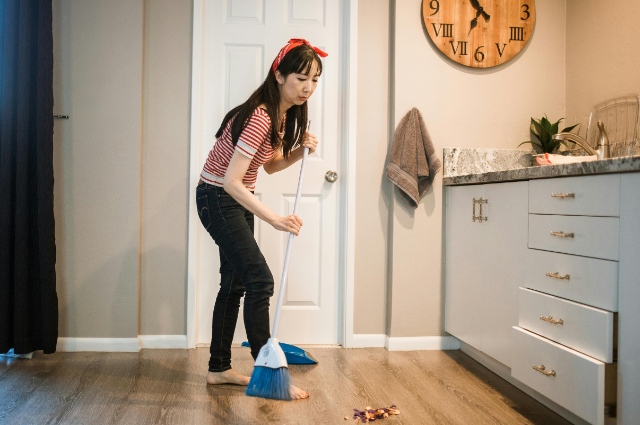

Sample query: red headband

[271,38,328,73]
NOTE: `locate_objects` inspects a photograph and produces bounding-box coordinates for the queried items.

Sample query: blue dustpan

[241,341,318,365]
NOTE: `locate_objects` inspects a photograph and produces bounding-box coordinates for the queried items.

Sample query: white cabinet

[446,171,640,424]
[445,181,528,367]
[445,184,483,349]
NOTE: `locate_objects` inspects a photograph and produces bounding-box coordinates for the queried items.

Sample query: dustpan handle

[272,146,309,338]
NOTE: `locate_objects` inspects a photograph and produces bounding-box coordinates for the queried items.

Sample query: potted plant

[519,116,580,163]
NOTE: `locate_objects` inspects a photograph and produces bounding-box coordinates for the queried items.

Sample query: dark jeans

[195,183,274,373]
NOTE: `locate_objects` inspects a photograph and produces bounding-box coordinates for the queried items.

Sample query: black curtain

[0,0,57,354]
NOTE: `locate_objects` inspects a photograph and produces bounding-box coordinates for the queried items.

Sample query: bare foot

[290,385,310,400]
[206,369,250,386]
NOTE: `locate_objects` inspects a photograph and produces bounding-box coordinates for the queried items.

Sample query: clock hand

[468,16,478,35]
[468,0,490,20]
[468,10,481,35]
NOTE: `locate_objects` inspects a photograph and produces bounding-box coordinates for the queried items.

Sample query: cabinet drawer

[528,214,619,260]
[518,288,614,362]
[524,249,618,312]
[511,326,608,425]
[529,175,620,216]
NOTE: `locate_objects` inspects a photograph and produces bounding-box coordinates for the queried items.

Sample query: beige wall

[566,0,640,130]
[53,0,192,339]
[140,0,192,336]
[53,0,143,338]
[359,0,567,337]
[353,0,392,335]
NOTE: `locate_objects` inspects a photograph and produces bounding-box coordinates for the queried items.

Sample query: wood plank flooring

[0,347,571,424]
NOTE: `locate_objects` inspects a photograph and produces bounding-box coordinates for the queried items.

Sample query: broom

[245,137,311,400]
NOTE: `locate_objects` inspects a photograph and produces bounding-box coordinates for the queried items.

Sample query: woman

[195,39,327,400]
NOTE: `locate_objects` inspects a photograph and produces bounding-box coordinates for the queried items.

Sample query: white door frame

[186,0,358,349]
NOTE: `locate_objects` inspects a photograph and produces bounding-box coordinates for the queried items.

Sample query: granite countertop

[442,148,640,186]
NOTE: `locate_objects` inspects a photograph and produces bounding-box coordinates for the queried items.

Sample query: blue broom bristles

[245,366,293,400]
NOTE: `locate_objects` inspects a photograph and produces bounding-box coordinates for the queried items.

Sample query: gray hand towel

[385,108,441,209]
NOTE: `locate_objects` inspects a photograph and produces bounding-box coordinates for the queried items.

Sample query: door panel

[196,0,341,346]
[481,181,528,367]
[445,185,484,349]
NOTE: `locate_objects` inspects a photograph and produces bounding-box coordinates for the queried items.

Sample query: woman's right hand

[272,214,303,235]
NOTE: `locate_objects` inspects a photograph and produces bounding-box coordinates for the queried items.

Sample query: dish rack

[585,93,639,157]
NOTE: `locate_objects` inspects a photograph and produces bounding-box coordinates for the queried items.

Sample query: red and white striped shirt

[201,108,282,190]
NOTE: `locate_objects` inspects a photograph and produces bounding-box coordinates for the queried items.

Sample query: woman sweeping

[195,39,327,400]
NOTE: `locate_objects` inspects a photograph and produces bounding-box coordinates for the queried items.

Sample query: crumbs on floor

[345,405,400,423]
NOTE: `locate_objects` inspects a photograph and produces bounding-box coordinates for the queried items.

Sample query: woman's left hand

[301,131,318,154]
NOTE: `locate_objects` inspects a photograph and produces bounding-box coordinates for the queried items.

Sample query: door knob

[325,170,338,183]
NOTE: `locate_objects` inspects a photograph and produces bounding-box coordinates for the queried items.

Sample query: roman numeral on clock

[510,27,524,41]
[496,43,507,57]
[450,41,468,56]
[432,23,453,37]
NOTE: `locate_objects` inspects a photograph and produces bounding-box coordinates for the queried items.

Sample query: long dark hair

[215,44,323,159]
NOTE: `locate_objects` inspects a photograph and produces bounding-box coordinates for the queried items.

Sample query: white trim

[56,338,140,352]
[342,0,358,349]
[460,341,590,425]
[187,0,358,349]
[186,0,205,349]
[385,336,461,351]
[352,334,386,348]
[138,335,188,349]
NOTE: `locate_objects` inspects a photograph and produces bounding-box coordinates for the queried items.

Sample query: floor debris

[347,405,400,422]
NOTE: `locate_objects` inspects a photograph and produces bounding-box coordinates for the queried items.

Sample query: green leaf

[546,140,561,153]
[530,119,541,139]
[561,123,580,133]
[549,118,563,136]
[531,118,551,148]
[517,140,544,150]
[540,116,552,132]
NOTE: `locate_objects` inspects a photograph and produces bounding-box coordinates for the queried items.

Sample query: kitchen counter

[443,154,640,186]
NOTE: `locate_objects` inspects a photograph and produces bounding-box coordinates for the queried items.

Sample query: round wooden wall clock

[423,0,536,68]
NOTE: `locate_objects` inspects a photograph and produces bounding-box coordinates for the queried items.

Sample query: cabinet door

[481,181,528,367]
[445,185,484,348]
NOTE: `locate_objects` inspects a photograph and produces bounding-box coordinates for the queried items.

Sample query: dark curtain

[0,0,57,354]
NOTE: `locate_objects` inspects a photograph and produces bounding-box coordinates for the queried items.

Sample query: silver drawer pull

[546,272,570,280]
[533,364,556,376]
[540,315,564,325]
[550,231,574,238]
[472,198,488,222]
[551,193,575,198]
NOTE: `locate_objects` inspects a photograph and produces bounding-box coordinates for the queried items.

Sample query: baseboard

[138,335,187,349]
[459,341,590,425]
[351,334,461,350]
[385,335,461,351]
[56,338,140,352]
[56,335,189,352]
[352,334,387,348]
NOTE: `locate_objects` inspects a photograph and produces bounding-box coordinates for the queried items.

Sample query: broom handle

[271,145,309,339]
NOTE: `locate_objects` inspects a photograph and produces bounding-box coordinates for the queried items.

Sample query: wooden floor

[0,347,571,424]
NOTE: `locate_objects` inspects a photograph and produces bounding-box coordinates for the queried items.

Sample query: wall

[53,0,143,339]
[565,0,640,130]
[353,0,392,334]
[53,0,192,341]
[140,0,192,336]
[386,0,566,337]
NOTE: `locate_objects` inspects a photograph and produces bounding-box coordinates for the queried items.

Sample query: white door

[196,0,342,346]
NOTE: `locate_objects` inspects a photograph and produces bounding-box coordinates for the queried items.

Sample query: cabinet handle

[472,198,488,222]
[551,193,575,198]
[533,364,556,376]
[550,231,574,238]
[540,315,564,325]
[546,272,570,280]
